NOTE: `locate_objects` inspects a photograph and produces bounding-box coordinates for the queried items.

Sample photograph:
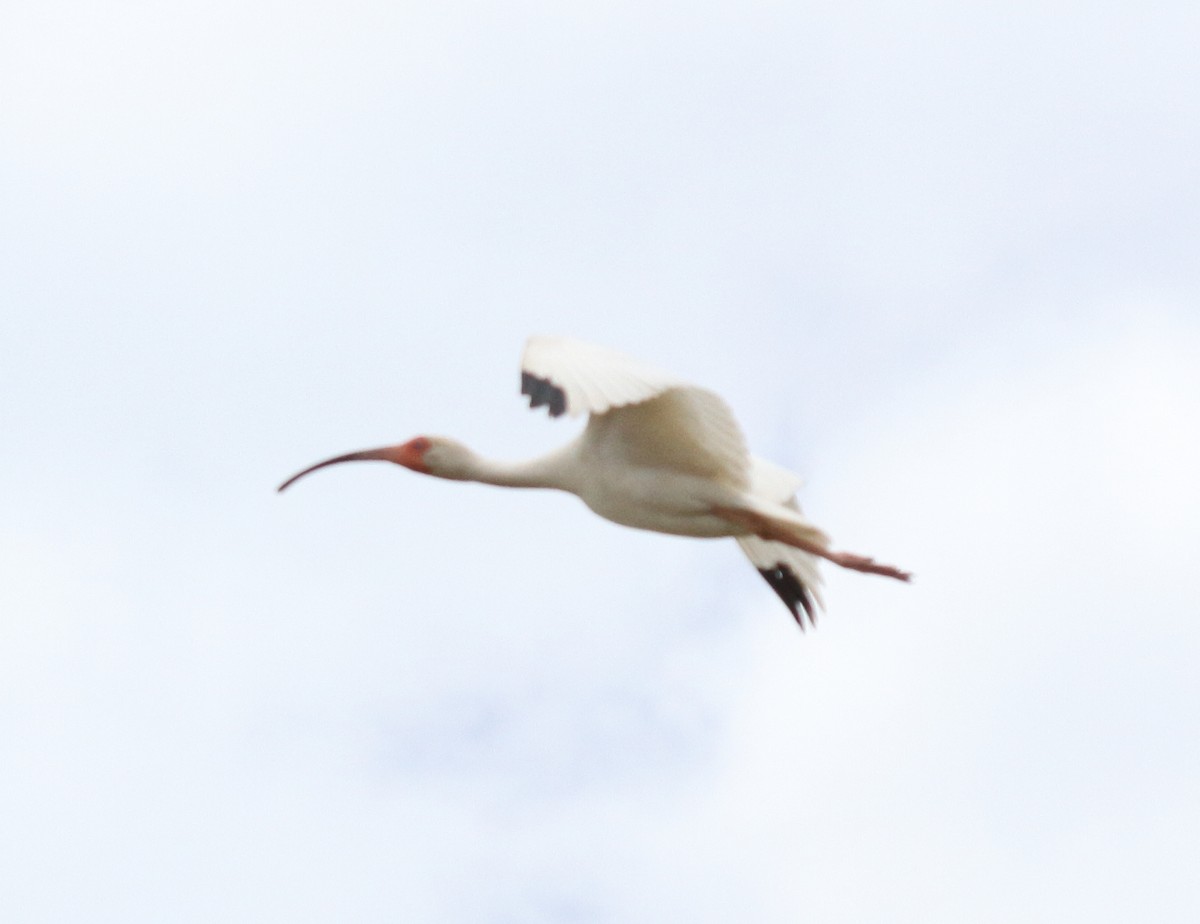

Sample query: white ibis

[279,336,910,628]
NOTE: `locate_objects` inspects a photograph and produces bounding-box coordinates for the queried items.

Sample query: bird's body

[571,454,741,539]
[280,336,910,627]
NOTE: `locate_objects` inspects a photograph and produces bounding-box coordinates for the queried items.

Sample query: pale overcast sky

[3,2,1198,922]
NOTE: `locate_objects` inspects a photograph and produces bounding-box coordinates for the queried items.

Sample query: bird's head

[277,435,475,492]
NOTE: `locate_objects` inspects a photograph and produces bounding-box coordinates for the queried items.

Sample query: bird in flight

[279,336,910,628]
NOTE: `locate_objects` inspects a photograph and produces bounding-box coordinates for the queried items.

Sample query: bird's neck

[460,445,577,492]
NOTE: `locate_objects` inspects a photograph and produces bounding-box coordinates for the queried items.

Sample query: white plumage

[279,335,910,628]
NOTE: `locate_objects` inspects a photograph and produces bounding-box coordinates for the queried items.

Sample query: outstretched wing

[736,456,826,628]
[521,335,684,418]
[520,336,750,489]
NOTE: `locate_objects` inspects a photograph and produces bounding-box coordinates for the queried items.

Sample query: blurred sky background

[3,2,1199,921]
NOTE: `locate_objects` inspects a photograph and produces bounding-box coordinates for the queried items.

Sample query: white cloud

[670,314,1200,922]
[3,2,1199,921]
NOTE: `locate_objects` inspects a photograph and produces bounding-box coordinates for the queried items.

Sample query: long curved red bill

[277,447,402,493]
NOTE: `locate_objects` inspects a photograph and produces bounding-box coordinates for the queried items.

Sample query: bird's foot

[829,551,912,582]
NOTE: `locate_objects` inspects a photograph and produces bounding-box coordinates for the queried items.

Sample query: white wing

[521,335,684,418]
[737,456,826,627]
[520,335,750,489]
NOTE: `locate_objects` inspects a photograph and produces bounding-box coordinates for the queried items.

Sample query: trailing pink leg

[826,550,911,582]
[714,505,911,583]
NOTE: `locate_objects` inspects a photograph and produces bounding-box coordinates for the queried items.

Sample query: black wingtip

[520,371,568,417]
[758,565,817,631]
